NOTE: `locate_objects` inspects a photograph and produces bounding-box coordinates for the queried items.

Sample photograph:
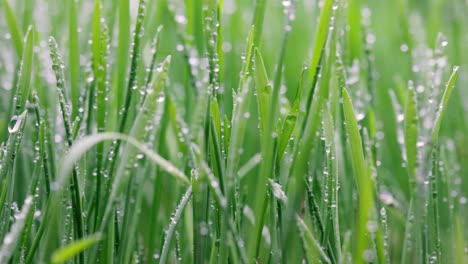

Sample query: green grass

[0,0,467,263]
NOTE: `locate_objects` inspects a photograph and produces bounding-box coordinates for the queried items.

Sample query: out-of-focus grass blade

[51,234,103,264]
[297,216,332,264]
[15,26,34,114]
[404,87,418,193]
[342,88,374,264]
[2,0,23,58]
[116,0,130,110]
[69,0,80,118]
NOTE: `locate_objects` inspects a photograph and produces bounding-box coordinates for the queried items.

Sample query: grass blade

[342,88,375,264]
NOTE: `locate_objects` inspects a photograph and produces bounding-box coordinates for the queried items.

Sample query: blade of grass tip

[297,216,332,264]
[69,0,80,119]
[226,28,255,188]
[342,88,375,264]
[48,37,85,262]
[2,0,23,58]
[404,87,418,194]
[0,196,33,263]
[426,66,459,162]
[51,234,103,264]
[159,186,192,264]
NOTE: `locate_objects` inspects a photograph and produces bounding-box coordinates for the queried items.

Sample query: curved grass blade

[58,132,188,191]
[51,234,103,264]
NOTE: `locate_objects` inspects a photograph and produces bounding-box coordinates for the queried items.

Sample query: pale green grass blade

[404,87,418,193]
[342,88,375,264]
[2,0,23,58]
[51,234,102,264]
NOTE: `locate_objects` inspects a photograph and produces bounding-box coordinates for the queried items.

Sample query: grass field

[0,0,467,263]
